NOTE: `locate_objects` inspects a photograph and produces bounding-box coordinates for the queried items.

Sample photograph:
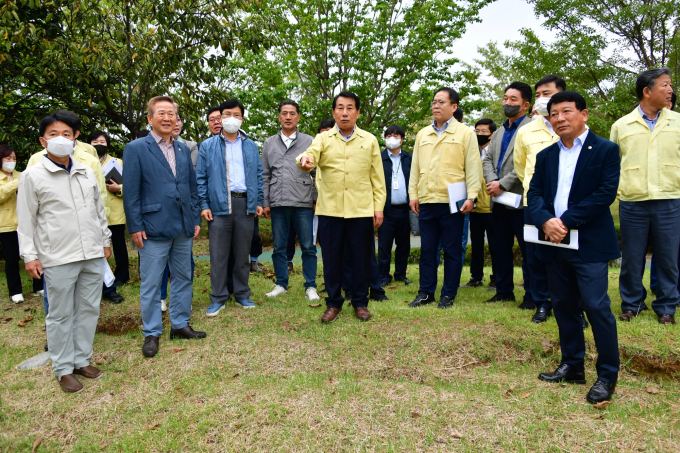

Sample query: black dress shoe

[44,341,48,352]
[460,278,482,288]
[142,335,159,357]
[380,279,391,288]
[538,363,586,384]
[586,379,616,404]
[532,307,552,323]
[518,297,537,310]
[103,292,124,304]
[170,325,207,340]
[438,296,454,309]
[582,314,589,329]
[409,292,435,308]
[114,279,126,287]
[484,292,515,303]
[370,291,389,302]
[395,277,413,285]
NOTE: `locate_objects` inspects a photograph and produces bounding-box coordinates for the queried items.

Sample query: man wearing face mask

[17,113,112,393]
[197,98,264,314]
[514,75,566,323]
[377,125,412,287]
[482,82,533,306]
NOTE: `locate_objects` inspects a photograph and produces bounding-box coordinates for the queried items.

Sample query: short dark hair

[220,98,245,116]
[453,107,463,122]
[384,125,405,139]
[671,92,677,111]
[333,91,360,110]
[475,118,497,133]
[136,130,150,139]
[87,130,110,145]
[505,82,533,104]
[278,100,300,114]
[547,90,587,114]
[535,75,566,92]
[318,119,335,133]
[0,144,15,161]
[206,106,221,121]
[434,87,460,104]
[39,110,81,137]
[636,68,671,100]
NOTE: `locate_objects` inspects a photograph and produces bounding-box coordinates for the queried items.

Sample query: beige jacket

[17,156,111,268]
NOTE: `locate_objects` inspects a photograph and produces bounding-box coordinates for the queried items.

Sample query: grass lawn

[1,252,678,452]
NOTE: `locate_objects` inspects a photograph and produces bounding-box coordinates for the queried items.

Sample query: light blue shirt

[638,105,660,131]
[389,150,408,205]
[339,125,356,142]
[432,117,452,136]
[554,129,589,218]
[223,133,247,192]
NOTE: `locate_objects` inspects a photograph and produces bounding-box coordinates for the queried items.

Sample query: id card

[392,179,399,190]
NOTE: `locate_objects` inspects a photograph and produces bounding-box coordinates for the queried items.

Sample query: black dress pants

[0,231,42,296]
[469,212,495,282]
[377,205,411,282]
[108,224,130,283]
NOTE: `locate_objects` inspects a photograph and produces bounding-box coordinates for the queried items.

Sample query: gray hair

[636,68,671,100]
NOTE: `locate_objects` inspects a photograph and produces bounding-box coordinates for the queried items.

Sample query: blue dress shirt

[497,114,526,176]
[388,151,408,205]
[638,105,660,132]
[223,134,247,192]
[432,117,453,136]
[555,129,589,218]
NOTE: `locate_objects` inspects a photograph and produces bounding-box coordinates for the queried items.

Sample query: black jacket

[381,148,412,216]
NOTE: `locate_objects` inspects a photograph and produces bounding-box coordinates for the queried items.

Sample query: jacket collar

[547,131,598,199]
[0,169,19,181]
[382,148,407,160]
[144,134,177,178]
[328,125,366,142]
[40,155,87,174]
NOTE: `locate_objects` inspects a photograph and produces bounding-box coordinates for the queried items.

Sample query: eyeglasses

[431,100,453,107]
[208,116,222,123]
[154,110,176,119]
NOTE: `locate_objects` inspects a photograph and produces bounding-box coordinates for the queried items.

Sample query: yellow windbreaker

[514,117,559,207]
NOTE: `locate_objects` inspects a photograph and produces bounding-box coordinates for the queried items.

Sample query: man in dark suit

[527,91,621,404]
[123,96,206,358]
[378,125,413,287]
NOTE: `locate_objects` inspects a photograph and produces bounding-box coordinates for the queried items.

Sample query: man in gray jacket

[481,82,533,306]
[262,100,320,300]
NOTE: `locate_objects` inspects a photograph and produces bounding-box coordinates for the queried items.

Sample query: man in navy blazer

[123,96,205,358]
[527,91,621,404]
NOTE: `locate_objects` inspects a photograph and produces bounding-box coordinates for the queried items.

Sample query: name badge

[393,179,399,190]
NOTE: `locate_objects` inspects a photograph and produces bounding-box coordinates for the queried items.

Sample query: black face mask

[503,104,522,118]
[477,134,491,146]
[94,144,108,156]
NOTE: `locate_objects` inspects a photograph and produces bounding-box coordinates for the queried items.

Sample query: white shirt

[281,130,297,149]
[542,116,554,133]
[554,129,589,218]
[480,144,490,161]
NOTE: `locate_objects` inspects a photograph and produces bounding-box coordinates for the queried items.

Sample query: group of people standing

[2,68,677,406]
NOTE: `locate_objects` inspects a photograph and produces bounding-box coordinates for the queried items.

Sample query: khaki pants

[43,258,103,377]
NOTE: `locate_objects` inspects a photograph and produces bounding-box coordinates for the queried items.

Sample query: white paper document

[447,182,467,214]
[492,192,522,209]
[313,215,319,245]
[523,225,579,250]
[102,158,123,177]
[103,258,115,287]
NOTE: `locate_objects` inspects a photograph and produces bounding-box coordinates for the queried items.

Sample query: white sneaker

[265,285,287,298]
[161,299,167,312]
[11,294,24,303]
[305,288,320,301]
[34,290,44,296]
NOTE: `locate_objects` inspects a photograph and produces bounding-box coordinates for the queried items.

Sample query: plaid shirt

[150,131,176,176]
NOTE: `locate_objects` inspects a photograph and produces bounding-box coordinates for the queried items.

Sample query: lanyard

[392,155,401,178]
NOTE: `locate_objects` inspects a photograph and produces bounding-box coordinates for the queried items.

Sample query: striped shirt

[150,131,176,176]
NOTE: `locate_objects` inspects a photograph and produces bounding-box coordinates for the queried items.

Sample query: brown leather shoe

[620,310,638,321]
[57,374,84,393]
[74,365,103,380]
[354,306,372,322]
[658,314,676,325]
[321,307,342,323]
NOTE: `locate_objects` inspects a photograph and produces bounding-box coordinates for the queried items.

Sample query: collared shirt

[432,117,453,136]
[281,130,297,149]
[150,131,176,176]
[480,144,490,161]
[47,156,73,173]
[339,126,356,142]
[638,105,660,131]
[388,150,408,205]
[555,129,589,218]
[223,133,247,192]
[497,114,526,176]
[542,116,554,133]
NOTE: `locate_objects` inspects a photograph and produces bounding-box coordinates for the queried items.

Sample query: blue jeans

[271,207,317,289]
[160,259,195,300]
[418,203,465,298]
[138,235,194,337]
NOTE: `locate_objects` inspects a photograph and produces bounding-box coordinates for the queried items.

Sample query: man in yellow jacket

[407,87,482,309]
[611,68,680,325]
[297,91,386,323]
[514,75,564,323]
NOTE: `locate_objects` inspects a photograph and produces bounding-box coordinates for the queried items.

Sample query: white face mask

[221,117,242,134]
[385,137,402,150]
[2,162,16,172]
[534,97,551,117]
[46,136,76,157]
